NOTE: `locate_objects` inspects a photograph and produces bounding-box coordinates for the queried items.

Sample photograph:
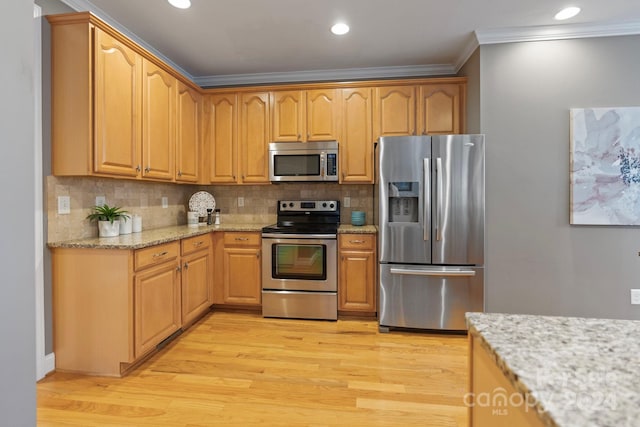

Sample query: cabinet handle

[183,262,189,269]
[193,241,203,247]
[235,237,249,241]
[153,251,168,259]
[233,175,236,180]
[242,175,245,180]
[257,252,260,259]
[349,240,365,244]
[342,172,346,180]
[178,170,182,177]
[144,166,150,173]
[307,133,310,140]
[136,165,141,172]
[297,134,301,140]
[176,266,181,272]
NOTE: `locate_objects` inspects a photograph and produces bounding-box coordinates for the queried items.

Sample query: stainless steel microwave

[268,141,338,182]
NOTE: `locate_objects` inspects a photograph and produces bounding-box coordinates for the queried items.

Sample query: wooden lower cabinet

[134,259,181,358]
[52,236,213,377]
[338,234,377,315]
[180,234,213,326]
[213,232,262,306]
[469,334,546,427]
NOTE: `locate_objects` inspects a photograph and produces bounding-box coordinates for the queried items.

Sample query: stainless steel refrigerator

[377,135,484,331]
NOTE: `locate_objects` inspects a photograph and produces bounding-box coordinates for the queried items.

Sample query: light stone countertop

[48,223,377,249]
[337,224,377,234]
[466,312,640,427]
[47,223,268,250]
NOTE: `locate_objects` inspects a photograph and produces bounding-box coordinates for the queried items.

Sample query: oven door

[261,235,337,292]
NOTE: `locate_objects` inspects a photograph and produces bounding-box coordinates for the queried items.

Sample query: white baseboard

[44,353,55,376]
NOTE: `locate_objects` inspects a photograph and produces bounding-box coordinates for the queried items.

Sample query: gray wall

[479,36,640,319]
[458,48,481,134]
[37,0,73,354]
[0,0,37,425]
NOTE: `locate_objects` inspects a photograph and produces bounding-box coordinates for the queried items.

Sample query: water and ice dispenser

[388,182,419,223]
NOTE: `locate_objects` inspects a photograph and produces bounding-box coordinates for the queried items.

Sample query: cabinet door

[176,81,200,182]
[306,89,340,141]
[94,28,141,177]
[341,88,373,183]
[339,244,376,313]
[373,85,416,140]
[134,261,181,358]
[181,249,212,326]
[142,59,175,180]
[271,90,305,142]
[417,84,463,135]
[223,247,261,305]
[240,92,270,184]
[206,93,238,183]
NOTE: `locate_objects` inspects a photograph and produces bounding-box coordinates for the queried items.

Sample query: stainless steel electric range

[261,200,340,320]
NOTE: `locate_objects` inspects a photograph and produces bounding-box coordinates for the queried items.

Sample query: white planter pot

[98,220,120,237]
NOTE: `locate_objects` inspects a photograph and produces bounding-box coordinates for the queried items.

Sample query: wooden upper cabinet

[271,90,305,142]
[94,28,142,177]
[240,92,270,184]
[141,59,175,181]
[340,88,373,183]
[206,93,238,184]
[373,85,416,140]
[306,89,340,141]
[417,83,464,135]
[175,81,200,183]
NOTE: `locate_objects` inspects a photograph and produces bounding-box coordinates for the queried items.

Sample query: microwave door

[378,136,431,264]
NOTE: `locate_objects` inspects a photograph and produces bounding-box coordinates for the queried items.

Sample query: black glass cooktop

[262,223,338,234]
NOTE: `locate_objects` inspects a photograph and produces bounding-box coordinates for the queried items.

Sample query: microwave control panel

[327,153,337,176]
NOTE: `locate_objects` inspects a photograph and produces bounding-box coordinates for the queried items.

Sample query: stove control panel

[278,200,339,212]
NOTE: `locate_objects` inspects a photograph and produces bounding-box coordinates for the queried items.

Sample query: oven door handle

[262,233,337,239]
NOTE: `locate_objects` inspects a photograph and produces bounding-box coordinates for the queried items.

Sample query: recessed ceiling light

[168,0,191,9]
[554,6,581,20]
[331,23,350,35]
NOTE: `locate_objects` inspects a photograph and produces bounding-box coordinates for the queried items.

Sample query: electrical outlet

[95,196,106,207]
[57,196,70,214]
[238,197,244,207]
[343,197,351,208]
[161,196,168,208]
[631,289,640,305]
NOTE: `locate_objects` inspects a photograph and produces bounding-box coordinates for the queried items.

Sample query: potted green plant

[86,204,130,237]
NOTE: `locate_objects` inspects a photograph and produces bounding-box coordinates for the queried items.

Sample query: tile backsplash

[47,177,374,242]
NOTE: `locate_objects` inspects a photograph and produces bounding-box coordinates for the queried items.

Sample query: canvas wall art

[570,107,640,225]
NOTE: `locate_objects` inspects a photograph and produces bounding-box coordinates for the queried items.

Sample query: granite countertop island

[466,312,640,427]
[48,223,377,250]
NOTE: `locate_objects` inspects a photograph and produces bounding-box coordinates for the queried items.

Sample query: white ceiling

[60,0,640,86]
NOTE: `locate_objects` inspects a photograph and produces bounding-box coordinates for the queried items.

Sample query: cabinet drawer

[223,232,260,247]
[339,234,376,250]
[181,233,211,256]
[135,241,180,271]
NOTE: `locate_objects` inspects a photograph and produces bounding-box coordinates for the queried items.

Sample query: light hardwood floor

[38,311,469,426]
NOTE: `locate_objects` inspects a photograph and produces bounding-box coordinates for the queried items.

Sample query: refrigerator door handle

[423,158,430,241]
[436,157,443,241]
[390,267,476,277]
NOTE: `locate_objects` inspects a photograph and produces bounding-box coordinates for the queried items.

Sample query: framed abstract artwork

[570,107,640,225]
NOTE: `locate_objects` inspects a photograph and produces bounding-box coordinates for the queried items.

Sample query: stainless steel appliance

[262,200,339,320]
[269,141,338,182]
[377,135,485,331]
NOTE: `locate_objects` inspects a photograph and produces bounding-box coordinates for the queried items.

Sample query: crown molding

[194,64,456,88]
[57,1,640,85]
[454,37,480,72]
[476,20,640,45]
[59,0,195,81]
